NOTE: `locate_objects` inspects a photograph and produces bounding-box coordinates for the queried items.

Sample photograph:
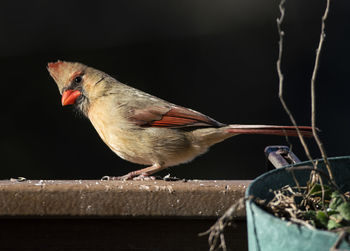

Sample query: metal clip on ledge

[264,145,301,169]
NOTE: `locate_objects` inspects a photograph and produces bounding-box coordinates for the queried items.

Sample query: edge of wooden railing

[0,179,251,218]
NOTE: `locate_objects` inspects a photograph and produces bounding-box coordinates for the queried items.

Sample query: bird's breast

[87,100,153,164]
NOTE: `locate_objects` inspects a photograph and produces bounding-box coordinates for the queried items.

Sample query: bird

[47,60,313,180]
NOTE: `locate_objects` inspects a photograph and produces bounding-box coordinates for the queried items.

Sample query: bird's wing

[128,105,224,128]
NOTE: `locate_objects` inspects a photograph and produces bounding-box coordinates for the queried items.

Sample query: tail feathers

[226,125,314,137]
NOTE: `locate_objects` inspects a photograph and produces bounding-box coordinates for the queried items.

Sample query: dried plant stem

[330,231,348,251]
[199,197,246,251]
[276,0,315,166]
[289,218,314,230]
[310,0,334,182]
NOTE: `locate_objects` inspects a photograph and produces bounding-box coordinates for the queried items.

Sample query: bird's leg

[104,164,165,181]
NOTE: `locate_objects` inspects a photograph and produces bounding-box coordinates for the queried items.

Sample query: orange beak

[61,90,81,106]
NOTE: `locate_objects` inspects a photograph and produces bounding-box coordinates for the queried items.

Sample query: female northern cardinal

[48,60,312,179]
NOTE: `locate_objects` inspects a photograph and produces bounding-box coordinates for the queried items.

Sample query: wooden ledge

[0,179,250,218]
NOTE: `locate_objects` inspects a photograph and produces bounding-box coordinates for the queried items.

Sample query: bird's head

[47,60,107,115]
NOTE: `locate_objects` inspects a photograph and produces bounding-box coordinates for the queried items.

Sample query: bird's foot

[132,174,156,181]
[101,164,164,181]
[101,173,155,181]
[161,174,183,181]
[101,174,183,181]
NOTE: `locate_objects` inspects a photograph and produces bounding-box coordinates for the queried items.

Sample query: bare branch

[310,0,335,182]
[276,0,315,168]
[199,197,246,251]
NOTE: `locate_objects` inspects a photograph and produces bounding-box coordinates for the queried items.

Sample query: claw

[132,174,156,181]
[101,173,156,181]
[101,176,111,181]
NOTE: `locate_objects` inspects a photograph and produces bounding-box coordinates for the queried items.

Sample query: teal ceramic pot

[246,156,350,251]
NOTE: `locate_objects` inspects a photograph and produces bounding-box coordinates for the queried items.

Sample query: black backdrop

[1,0,349,180]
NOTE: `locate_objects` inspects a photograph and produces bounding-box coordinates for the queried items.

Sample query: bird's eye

[74,76,82,84]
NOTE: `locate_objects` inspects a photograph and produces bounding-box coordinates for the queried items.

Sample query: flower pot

[245,156,350,251]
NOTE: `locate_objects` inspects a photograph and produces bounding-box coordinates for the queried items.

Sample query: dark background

[0,0,349,180]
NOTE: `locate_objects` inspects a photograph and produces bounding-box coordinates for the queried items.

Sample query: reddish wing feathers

[129,106,313,136]
[129,106,167,126]
[129,106,223,128]
[150,108,223,127]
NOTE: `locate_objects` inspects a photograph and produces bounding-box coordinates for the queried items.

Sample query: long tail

[226,125,314,137]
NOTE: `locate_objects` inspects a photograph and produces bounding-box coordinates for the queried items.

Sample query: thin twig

[276,0,315,167]
[289,218,315,230]
[318,172,326,210]
[275,0,332,214]
[330,231,348,251]
[199,197,246,251]
[286,166,330,183]
[310,0,335,183]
